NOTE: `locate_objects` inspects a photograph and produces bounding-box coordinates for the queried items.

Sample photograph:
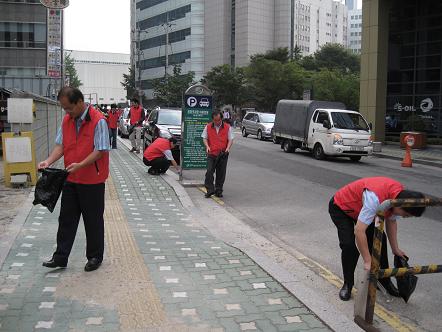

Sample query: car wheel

[313,143,326,160]
[242,127,248,137]
[350,156,362,162]
[283,140,295,153]
[257,130,264,141]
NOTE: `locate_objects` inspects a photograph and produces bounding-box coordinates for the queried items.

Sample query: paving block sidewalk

[374,144,442,167]
[0,147,330,332]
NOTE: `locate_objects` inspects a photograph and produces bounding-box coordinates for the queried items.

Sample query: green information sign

[181,94,213,170]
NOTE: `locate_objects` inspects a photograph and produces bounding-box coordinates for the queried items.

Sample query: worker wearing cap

[329,177,426,301]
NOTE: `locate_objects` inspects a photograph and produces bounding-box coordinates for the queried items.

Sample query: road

[198,132,442,331]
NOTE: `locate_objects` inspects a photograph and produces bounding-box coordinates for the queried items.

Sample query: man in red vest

[329,177,425,301]
[143,137,180,175]
[128,98,145,153]
[107,104,119,149]
[202,110,234,198]
[38,87,110,272]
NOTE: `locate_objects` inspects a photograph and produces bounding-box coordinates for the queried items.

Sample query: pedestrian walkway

[0,147,330,331]
[374,144,442,167]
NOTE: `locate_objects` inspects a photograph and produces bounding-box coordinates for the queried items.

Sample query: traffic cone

[401,145,412,167]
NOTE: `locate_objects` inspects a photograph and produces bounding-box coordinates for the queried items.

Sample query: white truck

[273,100,373,161]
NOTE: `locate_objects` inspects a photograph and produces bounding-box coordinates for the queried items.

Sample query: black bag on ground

[394,255,418,303]
[33,168,68,213]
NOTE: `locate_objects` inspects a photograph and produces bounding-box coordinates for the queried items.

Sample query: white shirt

[358,190,397,225]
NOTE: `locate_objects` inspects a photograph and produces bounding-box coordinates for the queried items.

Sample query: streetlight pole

[161,19,175,78]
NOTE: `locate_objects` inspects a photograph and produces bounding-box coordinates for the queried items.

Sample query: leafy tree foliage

[121,66,136,100]
[64,53,82,88]
[250,47,290,63]
[309,43,360,73]
[152,65,195,107]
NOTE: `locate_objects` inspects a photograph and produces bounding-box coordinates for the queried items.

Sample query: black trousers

[109,128,117,149]
[329,197,389,286]
[143,157,170,173]
[53,182,105,264]
[205,154,229,194]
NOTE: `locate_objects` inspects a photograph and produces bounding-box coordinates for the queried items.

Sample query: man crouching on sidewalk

[143,137,180,175]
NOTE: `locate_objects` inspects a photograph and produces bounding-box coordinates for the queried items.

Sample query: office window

[140,28,191,50]
[136,0,169,11]
[0,22,46,48]
[138,5,191,30]
[140,51,191,70]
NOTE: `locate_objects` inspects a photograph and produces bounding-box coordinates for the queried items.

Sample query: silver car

[118,108,130,138]
[241,112,275,140]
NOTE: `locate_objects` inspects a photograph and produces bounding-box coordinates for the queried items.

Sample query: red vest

[107,110,119,129]
[334,177,404,220]
[207,122,230,156]
[62,106,109,184]
[130,106,143,126]
[144,137,171,161]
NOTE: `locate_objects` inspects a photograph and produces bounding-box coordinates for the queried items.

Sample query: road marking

[293,252,416,331]
[197,186,225,206]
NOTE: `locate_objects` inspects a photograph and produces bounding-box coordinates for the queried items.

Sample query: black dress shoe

[84,258,102,272]
[215,192,223,198]
[205,191,214,198]
[379,279,401,297]
[42,259,67,269]
[339,283,353,301]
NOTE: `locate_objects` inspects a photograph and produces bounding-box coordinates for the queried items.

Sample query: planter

[400,132,427,149]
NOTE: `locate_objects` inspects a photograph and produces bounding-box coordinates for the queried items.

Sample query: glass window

[316,111,329,124]
[331,112,369,131]
[259,113,275,123]
[158,111,181,126]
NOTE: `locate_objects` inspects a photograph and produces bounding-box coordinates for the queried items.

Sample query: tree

[292,45,302,61]
[64,53,82,88]
[250,47,290,63]
[245,58,307,112]
[121,66,136,100]
[152,65,195,107]
[202,65,246,108]
[310,69,360,110]
[312,43,360,73]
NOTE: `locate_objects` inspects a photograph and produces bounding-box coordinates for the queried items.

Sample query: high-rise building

[0,0,53,96]
[132,0,204,99]
[345,0,356,11]
[348,8,362,54]
[205,0,348,69]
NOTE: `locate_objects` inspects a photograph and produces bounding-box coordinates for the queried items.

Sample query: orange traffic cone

[401,144,412,167]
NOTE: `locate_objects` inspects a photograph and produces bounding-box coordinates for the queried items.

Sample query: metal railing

[354,197,442,331]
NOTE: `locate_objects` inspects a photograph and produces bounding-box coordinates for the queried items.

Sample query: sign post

[180,85,213,182]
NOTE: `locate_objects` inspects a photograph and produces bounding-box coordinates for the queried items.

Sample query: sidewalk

[374,144,442,168]
[0,147,331,331]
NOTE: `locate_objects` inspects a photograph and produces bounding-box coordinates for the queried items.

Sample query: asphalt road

[213,132,442,331]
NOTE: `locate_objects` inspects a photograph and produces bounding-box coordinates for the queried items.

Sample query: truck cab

[307,109,373,161]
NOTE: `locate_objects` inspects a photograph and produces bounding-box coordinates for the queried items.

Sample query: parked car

[241,112,275,140]
[273,100,373,162]
[118,108,130,138]
[143,108,182,162]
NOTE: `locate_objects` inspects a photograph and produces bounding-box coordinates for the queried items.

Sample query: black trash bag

[33,168,68,213]
[394,255,418,303]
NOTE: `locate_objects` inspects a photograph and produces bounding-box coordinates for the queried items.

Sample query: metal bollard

[354,198,442,331]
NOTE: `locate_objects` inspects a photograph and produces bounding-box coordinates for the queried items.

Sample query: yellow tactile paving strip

[104,176,168,329]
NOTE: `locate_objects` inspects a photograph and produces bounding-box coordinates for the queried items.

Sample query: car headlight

[333,134,344,145]
[265,128,272,132]
[159,130,172,139]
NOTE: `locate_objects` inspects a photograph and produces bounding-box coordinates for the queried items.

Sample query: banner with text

[182,95,213,169]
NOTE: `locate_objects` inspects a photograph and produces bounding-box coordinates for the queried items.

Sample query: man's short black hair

[57,87,84,104]
[131,97,139,104]
[396,190,426,217]
[212,110,223,119]
[169,137,178,145]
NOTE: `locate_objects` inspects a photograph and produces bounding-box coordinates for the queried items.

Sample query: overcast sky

[64,0,130,54]
[63,0,361,55]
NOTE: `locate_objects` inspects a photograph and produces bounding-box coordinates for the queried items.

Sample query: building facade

[360,0,442,141]
[348,8,362,54]
[204,0,348,69]
[0,0,53,96]
[67,50,130,105]
[133,0,204,99]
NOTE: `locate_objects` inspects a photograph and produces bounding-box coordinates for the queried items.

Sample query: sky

[64,0,130,54]
[63,0,361,55]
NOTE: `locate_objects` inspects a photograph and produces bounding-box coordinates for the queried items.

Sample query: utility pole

[290,0,295,60]
[161,15,175,78]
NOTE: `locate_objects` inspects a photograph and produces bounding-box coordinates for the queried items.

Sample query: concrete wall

[359,0,391,141]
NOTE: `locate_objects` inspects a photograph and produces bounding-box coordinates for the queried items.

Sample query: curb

[0,189,35,269]
[161,168,362,332]
[373,153,442,168]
